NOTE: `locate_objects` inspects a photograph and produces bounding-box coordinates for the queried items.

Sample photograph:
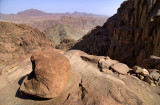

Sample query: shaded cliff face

[72,0,160,66]
[0,21,55,64]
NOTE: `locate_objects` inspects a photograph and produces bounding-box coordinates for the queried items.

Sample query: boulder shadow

[15,87,30,99]
[15,76,50,101]
[18,76,26,85]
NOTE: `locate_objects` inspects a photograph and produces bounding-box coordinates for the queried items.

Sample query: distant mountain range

[16,9,107,17]
[0,9,108,44]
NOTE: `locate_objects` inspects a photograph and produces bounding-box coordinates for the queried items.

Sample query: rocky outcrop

[63,50,146,105]
[132,65,160,86]
[98,57,118,69]
[56,38,76,51]
[0,9,107,45]
[1,50,160,105]
[0,0,160,104]
[111,63,131,75]
[98,57,131,74]
[72,0,160,67]
[0,21,55,64]
[20,49,71,98]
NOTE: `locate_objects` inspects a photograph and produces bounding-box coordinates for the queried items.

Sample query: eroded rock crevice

[79,80,88,100]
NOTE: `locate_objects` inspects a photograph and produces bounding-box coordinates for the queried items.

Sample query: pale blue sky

[0,0,124,16]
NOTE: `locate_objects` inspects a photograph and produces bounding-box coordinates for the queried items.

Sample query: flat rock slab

[111,63,131,75]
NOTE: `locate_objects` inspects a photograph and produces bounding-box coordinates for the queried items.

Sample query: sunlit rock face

[72,0,160,67]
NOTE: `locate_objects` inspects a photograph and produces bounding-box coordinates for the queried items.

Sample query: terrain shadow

[16,76,50,101]
[18,76,26,85]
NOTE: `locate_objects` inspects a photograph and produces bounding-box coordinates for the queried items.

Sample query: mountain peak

[17,9,47,16]
[72,11,89,16]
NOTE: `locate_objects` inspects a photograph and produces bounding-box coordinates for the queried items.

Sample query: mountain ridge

[1,9,108,17]
[0,9,108,45]
[17,9,47,16]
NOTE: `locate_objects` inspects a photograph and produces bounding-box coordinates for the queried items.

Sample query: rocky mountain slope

[56,38,76,51]
[0,9,107,43]
[28,16,107,32]
[17,9,47,16]
[72,0,160,67]
[44,24,86,44]
[0,21,55,64]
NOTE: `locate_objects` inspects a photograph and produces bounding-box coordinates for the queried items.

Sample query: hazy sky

[0,0,124,16]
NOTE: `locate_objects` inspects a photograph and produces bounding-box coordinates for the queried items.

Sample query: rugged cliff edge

[72,0,160,67]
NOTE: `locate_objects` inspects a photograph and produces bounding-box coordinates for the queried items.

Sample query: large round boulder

[20,49,71,98]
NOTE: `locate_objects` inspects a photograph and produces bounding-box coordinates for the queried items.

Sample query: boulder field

[0,49,160,105]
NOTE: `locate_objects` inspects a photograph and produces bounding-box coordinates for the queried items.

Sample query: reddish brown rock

[111,63,131,75]
[20,49,71,98]
[0,21,55,65]
[72,0,160,67]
